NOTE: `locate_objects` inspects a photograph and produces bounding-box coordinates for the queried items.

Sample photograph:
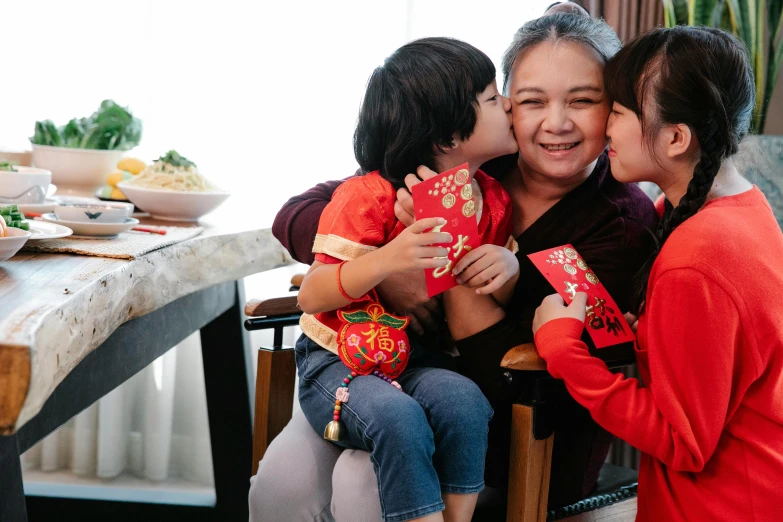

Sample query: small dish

[54,202,133,224]
[26,220,73,240]
[38,213,139,237]
[23,194,111,215]
[18,202,55,215]
[0,226,33,261]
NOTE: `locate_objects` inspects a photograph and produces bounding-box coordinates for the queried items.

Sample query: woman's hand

[381,217,452,275]
[394,166,439,227]
[452,244,519,295]
[532,292,588,335]
[376,271,443,335]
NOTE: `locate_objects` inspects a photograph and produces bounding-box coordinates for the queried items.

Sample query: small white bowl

[0,226,33,261]
[117,182,230,222]
[54,202,133,223]
[0,150,32,167]
[31,145,127,190]
[0,166,52,204]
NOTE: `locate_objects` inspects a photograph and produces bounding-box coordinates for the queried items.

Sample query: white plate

[26,220,73,240]
[38,213,138,237]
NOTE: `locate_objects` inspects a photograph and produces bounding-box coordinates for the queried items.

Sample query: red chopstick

[132,226,167,235]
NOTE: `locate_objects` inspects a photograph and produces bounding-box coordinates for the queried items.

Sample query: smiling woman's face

[508,40,610,183]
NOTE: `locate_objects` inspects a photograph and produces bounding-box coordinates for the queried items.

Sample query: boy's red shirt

[301,169,512,353]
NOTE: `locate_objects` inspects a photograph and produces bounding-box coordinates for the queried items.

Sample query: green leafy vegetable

[33,120,63,147]
[30,100,142,151]
[0,160,18,172]
[156,150,197,169]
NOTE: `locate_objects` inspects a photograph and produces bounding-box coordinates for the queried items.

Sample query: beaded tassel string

[326,370,402,441]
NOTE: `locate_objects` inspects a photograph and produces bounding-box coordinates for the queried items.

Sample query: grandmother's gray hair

[501,13,622,94]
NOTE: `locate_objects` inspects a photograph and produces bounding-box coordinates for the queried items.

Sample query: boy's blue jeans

[295,334,493,522]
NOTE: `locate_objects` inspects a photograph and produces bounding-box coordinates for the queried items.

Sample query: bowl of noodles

[117,151,229,221]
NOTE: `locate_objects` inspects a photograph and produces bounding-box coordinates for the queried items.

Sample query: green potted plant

[663,0,783,225]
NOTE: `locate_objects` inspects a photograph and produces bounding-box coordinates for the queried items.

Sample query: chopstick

[132,226,167,235]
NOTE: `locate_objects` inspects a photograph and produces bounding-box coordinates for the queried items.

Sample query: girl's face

[605,102,654,183]
[456,80,518,166]
[508,40,610,182]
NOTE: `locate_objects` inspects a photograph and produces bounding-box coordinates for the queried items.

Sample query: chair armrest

[500,342,637,372]
[245,296,300,317]
[290,273,304,288]
[501,343,547,371]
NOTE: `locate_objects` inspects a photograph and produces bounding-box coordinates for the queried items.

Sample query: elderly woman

[252,4,657,521]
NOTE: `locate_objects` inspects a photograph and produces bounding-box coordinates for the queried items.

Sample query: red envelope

[412,163,480,297]
[528,244,635,348]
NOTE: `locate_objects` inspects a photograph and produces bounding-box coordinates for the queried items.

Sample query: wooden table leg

[506,404,554,522]
[0,434,27,522]
[201,281,252,522]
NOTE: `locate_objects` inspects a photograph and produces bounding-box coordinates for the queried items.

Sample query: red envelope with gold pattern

[528,244,635,348]
[412,163,480,297]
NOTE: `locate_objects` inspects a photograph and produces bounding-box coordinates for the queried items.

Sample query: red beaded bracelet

[336,260,367,302]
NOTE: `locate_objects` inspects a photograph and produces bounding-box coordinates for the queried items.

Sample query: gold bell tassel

[324,419,347,441]
[325,387,349,441]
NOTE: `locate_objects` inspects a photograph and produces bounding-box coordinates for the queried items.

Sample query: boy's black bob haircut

[353,37,496,188]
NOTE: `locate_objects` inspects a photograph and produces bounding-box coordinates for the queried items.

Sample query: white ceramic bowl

[0,226,33,261]
[31,145,126,190]
[0,150,32,167]
[117,182,230,221]
[54,202,133,223]
[0,166,52,204]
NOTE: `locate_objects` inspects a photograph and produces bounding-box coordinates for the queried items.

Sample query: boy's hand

[394,165,439,227]
[452,244,519,295]
[382,217,452,275]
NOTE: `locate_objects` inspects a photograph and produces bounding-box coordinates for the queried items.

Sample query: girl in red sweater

[531,26,783,521]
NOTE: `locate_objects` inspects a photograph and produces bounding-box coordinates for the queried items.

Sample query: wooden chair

[244,276,638,522]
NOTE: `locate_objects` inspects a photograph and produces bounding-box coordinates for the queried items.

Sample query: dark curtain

[575,0,664,41]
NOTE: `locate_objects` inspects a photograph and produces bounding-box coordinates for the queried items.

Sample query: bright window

[0,0,552,226]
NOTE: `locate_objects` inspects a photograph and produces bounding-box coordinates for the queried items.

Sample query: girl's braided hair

[604,26,755,314]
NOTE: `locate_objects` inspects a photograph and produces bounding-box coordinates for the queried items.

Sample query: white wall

[0,0,552,226]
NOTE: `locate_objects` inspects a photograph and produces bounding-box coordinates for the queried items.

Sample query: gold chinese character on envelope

[527,244,636,348]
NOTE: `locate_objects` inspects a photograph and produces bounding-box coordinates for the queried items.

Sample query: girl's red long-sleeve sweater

[535,187,783,521]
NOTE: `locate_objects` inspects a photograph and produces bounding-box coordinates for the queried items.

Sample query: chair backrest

[635,135,783,230]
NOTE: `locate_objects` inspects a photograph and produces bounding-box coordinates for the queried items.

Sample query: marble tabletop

[0,215,291,435]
